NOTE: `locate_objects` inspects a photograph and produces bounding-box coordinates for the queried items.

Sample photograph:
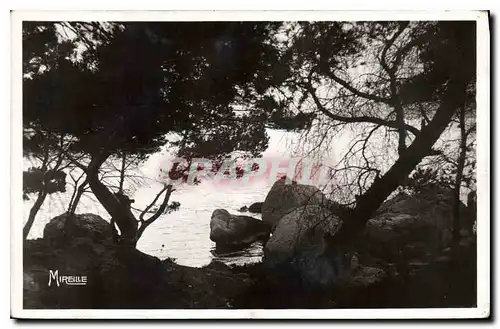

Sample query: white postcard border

[10,10,490,319]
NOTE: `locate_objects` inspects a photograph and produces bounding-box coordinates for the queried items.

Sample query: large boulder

[357,188,470,265]
[264,205,345,286]
[261,179,329,231]
[43,213,113,243]
[210,209,271,247]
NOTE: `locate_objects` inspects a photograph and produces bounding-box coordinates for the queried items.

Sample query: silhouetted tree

[261,21,476,253]
[23,21,289,246]
[22,22,79,239]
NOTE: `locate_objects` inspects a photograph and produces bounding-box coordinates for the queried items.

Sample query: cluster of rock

[261,179,352,286]
[209,178,351,286]
[24,180,476,308]
[23,176,477,309]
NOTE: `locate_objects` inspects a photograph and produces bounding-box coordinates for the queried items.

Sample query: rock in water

[261,179,328,231]
[264,205,345,286]
[210,209,270,247]
[238,206,248,212]
[248,202,263,213]
[43,213,112,243]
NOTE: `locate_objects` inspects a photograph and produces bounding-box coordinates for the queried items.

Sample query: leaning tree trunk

[325,23,474,252]
[86,154,138,245]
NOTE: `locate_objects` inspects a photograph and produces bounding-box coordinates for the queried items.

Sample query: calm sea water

[23,176,275,267]
[135,178,275,266]
[22,129,352,267]
[23,130,302,267]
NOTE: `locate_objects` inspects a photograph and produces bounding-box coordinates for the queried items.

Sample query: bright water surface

[24,175,276,267]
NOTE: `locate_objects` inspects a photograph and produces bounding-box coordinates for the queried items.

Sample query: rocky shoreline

[23,180,477,309]
[23,234,476,309]
[24,236,254,309]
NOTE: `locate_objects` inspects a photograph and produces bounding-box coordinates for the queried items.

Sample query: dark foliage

[23,168,66,200]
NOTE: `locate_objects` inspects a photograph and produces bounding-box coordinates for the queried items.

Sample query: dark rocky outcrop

[233,241,476,309]
[261,179,328,231]
[210,209,270,247]
[356,188,471,266]
[43,213,113,243]
[24,213,254,309]
[23,183,477,310]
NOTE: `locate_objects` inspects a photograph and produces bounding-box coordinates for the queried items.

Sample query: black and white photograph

[10,11,490,319]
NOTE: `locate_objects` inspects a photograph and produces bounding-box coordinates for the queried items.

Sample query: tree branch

[380,22,409,76]
[306,82,421,136]
[324,72,392,104]
[325,38,470,250]
[380,22,409,155]
[392,32,429,70]
[139,185,168,222]
[145,185,174,223]
[135,185,175,243]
